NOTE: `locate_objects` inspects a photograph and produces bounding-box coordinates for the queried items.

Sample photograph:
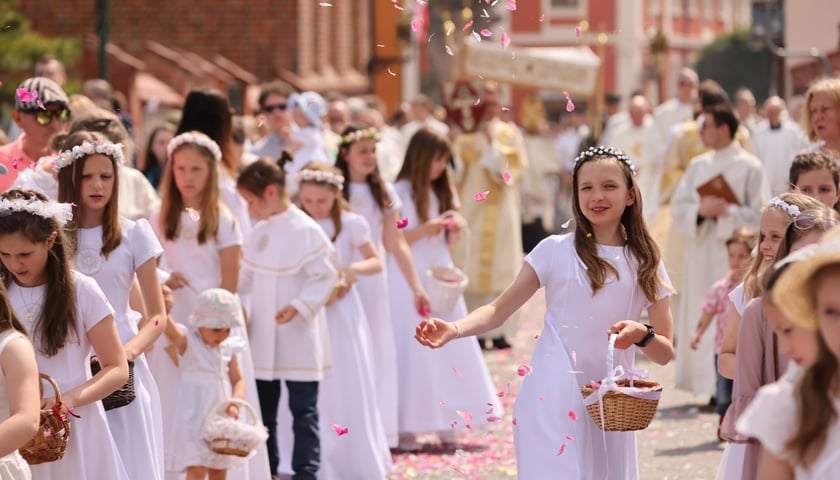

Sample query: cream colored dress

[0,331,31,480]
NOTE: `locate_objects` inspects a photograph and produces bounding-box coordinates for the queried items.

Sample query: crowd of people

[0,53,839,480]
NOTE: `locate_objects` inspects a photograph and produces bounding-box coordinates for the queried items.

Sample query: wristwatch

[635,324,656,347]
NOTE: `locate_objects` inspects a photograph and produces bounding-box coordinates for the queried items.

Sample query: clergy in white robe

[670,109,769,396]
[751,97,810,196]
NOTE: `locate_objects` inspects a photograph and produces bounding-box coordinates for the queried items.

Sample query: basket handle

[212,398,259,426]
[39,373,62,404]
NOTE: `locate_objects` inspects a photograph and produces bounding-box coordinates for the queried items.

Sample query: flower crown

[296,169,345,190]
[769,197,801,218]
[0,198,73,227]
[166,131,223,162]
[54,140,124,171]
[340,127,381,145]
[573,146,636,175]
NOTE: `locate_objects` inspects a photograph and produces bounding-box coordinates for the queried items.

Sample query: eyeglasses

[794,214,839,231]
[262,103,287,113]
[25,108,71,126]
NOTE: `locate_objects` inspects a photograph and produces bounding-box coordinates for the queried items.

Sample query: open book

[696,173,740,205]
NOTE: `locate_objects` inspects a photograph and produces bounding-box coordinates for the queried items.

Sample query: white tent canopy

[462,41,602,97]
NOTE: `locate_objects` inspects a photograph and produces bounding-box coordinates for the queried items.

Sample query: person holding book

[670,104,769,399]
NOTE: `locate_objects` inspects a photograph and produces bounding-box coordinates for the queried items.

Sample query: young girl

[141,123,176,190]
[690,227,756,436]
[0,189,130,479]
[718,205,839,480]
[296,161,392,479]
[416,146,675,479]
[164,288,248,480]
[788,151,840,209]
[236,157,337,480]
[0,284,39,480]
[736,228,840,479]
[54,130,167,480]
[335,124,431,447]
[390,127,502,450]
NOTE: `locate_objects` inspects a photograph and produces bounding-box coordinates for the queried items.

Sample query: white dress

[75,218,165,480]
[737,381,840,479]
[516,234,672,480]
[9,272,129,480]
[0,331,31,480]
[149,207,269,480]
[165,329,248,472]
[314,212,393,479]
[388,181,502,434]
[347,181,401,446]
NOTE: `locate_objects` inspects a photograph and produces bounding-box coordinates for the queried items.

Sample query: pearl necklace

[16,284,45,323]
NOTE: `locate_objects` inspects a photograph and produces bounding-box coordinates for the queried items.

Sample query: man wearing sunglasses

[248,80,298,160]
[0,76,70,192]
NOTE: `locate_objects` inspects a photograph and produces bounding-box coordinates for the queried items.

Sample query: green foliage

[0,0,80,100]
[694,28,774,104]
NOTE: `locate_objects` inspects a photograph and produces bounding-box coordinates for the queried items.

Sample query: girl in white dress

[335,125,431,447]
[236,157,338,480]
[416,146,676,479]
[738,235,840,479]
[0,285,39,480]
[163,289,248,479]
[389,128,502,450]
[0,189,130,479]
[150,131,266,480]
[297,162,393,479]
[55,130,167,480]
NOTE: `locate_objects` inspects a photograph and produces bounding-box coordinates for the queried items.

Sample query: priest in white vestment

[751,96,810,196]
[670,106,769,397]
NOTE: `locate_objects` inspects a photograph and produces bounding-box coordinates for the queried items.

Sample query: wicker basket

[19,373,72,465]
[425,265,468,313]
[90,357,135,411]
[200,398,268,457]
[579,333,663,431]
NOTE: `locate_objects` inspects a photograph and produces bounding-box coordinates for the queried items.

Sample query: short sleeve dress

[0,331,31,480]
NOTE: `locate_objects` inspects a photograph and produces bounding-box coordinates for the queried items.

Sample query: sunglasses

[262,103,287,113]
[26,108,71,126]
[794,214,839,231]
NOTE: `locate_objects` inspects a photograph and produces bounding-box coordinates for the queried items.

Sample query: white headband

[54,140,125,171]
[296,169,345,191]
[0,198,73,227]
[768,197,801,218]
[166,131,223,162]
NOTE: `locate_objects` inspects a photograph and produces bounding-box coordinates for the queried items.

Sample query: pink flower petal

[11,158,18,170]
[330,423,349,436]
[568,410,578,421]
[485,407,494,414]
[566,435,575,440]
[455,410,473,421]
[471,31,481,42]
[497,390,506,397]
[480,29,493,37]
[539,14,545,22]
[502,171,511,184]
[445,45,454,56]
[16,88,38,103]
[411,17,424,32]
[563,90,576,112]
[462,20,474,31]
[487,415,501,422]
[501,32,511,49]
[258,115,265,128]
[538,396,545,401]
[36,100,45,110]
[396,217,409,229]
[473,190,490,202]
[557,443,566,455]
[452,366,462,377]
[418,307,430,317]
[575,26,581,37]
[505,0,517,11]
[439,399,446,406]
[512,417,517,425]
[517,364,532,376]
[450,420,458,428]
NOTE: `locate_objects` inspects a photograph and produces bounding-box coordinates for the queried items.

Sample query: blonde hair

[801,78,840,142]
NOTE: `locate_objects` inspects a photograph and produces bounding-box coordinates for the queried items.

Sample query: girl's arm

[65,315,129,409]
[382,210,431,313]
[756,448,794,480]
[225,355,246,418]
[123,258,167,361]
[219,245,241,293]
[0,337,40,457]
[691,312,715,350]
[344,240,383,284]
[163,317,187,355]
[401,219,446,244]
[416,262,539,347]
[717,301,741,379]
[726,300,766,433]
[608,295,675,365]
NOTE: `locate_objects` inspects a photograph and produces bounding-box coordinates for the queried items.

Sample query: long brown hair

[159,134,221,244]
[744,193,824,298]
[335,124,391,211]
[0,282,26,336]
[55,130,122,258]
[297,161,350,241]
[0,190,77,356]
[397,127,457,223]
[571,149,665,302]
[236,152,294,198]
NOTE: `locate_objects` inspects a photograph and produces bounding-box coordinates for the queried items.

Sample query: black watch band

[635,324,655,347]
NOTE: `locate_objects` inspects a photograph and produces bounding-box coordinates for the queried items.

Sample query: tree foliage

[694,28,774,104]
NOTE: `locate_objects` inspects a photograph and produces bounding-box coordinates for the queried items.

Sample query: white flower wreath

[769,197,801,219]
[296,169,345,190]
[0,198,73,226]
[54,141,125,171]
[167,131,223,162]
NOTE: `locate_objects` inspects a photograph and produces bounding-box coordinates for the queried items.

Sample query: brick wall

[18,0,300,82]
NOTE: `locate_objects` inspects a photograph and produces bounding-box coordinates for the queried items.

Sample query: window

[551,0,579,6]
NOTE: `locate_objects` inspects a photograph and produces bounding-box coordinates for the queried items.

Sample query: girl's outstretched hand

[607,320,647,350]
[413,289,432,317]
[415,318,457,348]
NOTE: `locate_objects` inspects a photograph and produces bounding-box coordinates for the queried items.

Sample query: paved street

[388,288,725,479]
